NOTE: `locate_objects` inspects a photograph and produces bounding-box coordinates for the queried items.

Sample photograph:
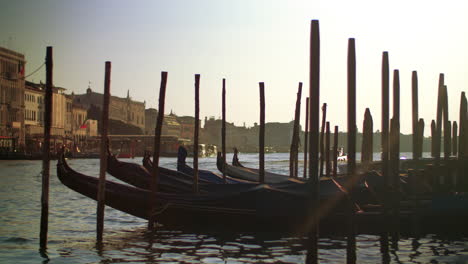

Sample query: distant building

[72,102,88,141]
[64,95,73,137]
[177,116,196,141]
[23,81,75,152]
[144,108,157,135]
[202,117,301,152]
[0,47,26,149]
[162,112,181,137]
[73,84,145,134]
[24,82,44,139]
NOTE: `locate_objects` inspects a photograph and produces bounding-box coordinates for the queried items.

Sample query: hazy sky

[1,0,467,135]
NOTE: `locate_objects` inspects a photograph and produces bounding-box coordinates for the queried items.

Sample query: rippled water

[1,153,468,263]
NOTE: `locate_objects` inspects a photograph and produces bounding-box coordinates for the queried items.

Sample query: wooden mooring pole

[435,74,445,161]
[391,69,401,238]
[362,108,373,167]
[453,121,458,156]
[381,51,390,191]
[459,92,467,159]
[194,74,200,194]
[221,78,227,183]
[290,83,302,178]
[306,19,320,264]
[325,122,331,177]
[458,92,467,189]
[304,97,310,179]
[346,37,357,264]
[418,118,425,159]
[412,71,419,160]
[431,120,436,158]
[333,126,338,177]
[259,82,265,184]
[40,46,53,250]
[148,71,168,230]
[392,69,400,169]
[320,103,327,177]
[347,38,356,177]
[443,85,451,159]
[97,61,111,241]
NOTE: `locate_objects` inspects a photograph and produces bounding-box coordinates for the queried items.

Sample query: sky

[1,0,467,135]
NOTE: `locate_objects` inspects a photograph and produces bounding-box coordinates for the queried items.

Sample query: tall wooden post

[194,74,200,193]
[446,121,452,158]
[347,38,356,177]
[97,61,111,241]
[435,74,445,161]
[459,93,468,190]
[290,83,302,178]
[431,120,436,158]
[304,97,310,179]
[306,19,320,264]
[148,71,168,230]
[459,92,467,159]
[418,118,425,159]
[389,117,400,236]
[325,122,331,176]
[333,126,338,177]
[412,71,419,160]
[381,52,390,188]
[259,82,265,184]
[443,85,450,159]
[222,78,227,183]
[362,108,373,166]
[40,46,53,250]
[319,103,327,177]
[392,69,400,176]
[453,121,458,156]
[345,37,357,264]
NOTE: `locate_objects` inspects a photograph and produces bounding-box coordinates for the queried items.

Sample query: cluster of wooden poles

[39,19,467,264]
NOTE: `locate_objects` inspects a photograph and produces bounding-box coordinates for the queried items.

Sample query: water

[1,153,468,263]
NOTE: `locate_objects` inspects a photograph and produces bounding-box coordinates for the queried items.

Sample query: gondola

[107,150,264,194]
[57,153,352,233]
[218,151,304,184]
[146,147,387,203]
[57,152,468,235]
[176,146,251,184]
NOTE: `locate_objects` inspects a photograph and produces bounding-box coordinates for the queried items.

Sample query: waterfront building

[0,47,26,150]
[177,116,196,141]
[161,112,181,137]
[144,108,157,135]
[144,109,187,139]
[23,81,72,152]
[64,95,73,137]
[74,84,145,134]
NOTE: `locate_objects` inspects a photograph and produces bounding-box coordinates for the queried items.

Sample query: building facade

[177,116,196,141]
[0,47,26,149]
[144,108,157,135]
[74,85,145,133]
[24,82,44,139]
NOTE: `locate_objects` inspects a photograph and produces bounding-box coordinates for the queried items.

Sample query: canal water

[1,153,468,263]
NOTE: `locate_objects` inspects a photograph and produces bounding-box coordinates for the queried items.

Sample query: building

[23,81,76,153]
[0,47,26,150]
[64,95,73,137]
[144,108,157,135]
[161,112,180,137]
[145,110,191,139]
[177,116,196,141]
[73,85,145,134]
[24,82,44,152]
[202,117,301,152]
